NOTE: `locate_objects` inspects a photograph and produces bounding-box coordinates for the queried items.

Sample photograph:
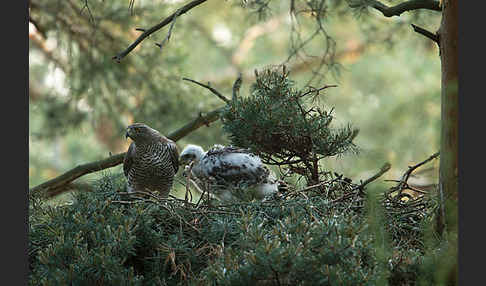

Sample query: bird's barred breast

[129,144,176,193]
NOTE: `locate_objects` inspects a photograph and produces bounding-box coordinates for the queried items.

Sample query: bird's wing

[198,150,268,187]
[206,145,251,156]
[123,142,136,177]
[166,139,179,174]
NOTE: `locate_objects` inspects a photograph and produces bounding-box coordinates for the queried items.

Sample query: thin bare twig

[400,152,440,187]
[119,190,163,201]
[156,7,183,51]
[388,152,440,195]
[129,0,135,16]
[298,84,338,98]
[355,162,391,191]
[80,0,95,23]
[182,78,231,104]
[113,0,208,62]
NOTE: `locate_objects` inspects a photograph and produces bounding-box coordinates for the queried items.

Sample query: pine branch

[113,0,208,63]
[358,0,441,17]
[30,107,223,197]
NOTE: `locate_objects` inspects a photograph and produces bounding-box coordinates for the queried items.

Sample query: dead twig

[353,0,441,18]
[182,78,230,104]
[393,152,440,195]
[411,24,440,46]
[155,7,183,51]
[113,0,208,62]
[355,162,391,192]
[298,84,338,99]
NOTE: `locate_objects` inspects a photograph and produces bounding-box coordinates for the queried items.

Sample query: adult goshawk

[123,123,179,197]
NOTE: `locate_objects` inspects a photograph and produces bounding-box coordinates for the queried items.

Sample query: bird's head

[125,123,161,143]
[179,144,205,166]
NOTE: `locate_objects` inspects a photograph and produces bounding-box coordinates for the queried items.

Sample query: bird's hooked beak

[125,127,131,140]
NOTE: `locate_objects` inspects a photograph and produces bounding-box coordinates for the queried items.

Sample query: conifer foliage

[221,66,359,185]
[28,173,379,285]
[28,170,445,285]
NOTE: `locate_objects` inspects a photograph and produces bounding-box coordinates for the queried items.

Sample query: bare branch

[80,0,95,23]
[363,0,441,17]
[155,7,183,51]
[400,152,440,186]
[129,0,135,15]
[355,162,391,191]
[182,78,231,104]
[411,24,440,46]
[113,0,208,63]
[298,85,338,98]
[386,152,440,196]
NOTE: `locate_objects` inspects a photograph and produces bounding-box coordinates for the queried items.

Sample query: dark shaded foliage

[29,169,447,285]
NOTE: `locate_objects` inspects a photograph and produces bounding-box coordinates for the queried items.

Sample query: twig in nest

[182,77,230,104]
[299,181,328,192]
[111,199,154,204]
[393,152,440,195]
[118,190,163,201]
[327,162,391,203]
[355,162,391,193]
[194,180,208,208]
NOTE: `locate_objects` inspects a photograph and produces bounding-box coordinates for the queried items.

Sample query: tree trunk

[436,0,458,237]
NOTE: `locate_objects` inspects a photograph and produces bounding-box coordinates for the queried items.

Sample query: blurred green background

[29,0,441,198]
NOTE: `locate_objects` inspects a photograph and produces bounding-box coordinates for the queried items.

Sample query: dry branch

[155,7,183,51]
[361,0,441,17]
[30,107,223,197]
[386,152,440,196]
[411,24,440,46]
[113,0,208,62]
[356,162,391,191]
[182,78,230,104]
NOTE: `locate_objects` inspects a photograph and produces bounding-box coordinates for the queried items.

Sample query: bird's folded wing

[123,142,136,177]
[167,139,179,174]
